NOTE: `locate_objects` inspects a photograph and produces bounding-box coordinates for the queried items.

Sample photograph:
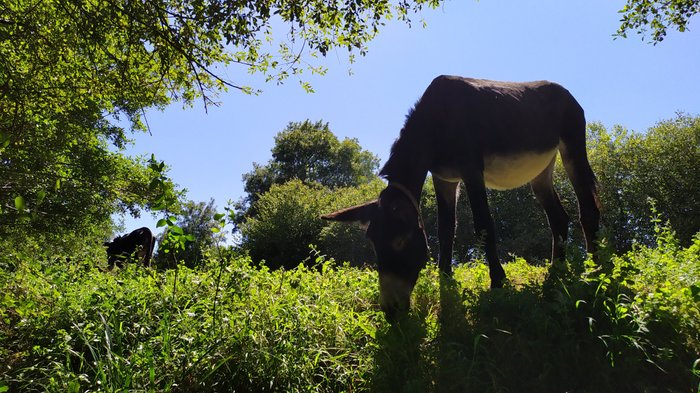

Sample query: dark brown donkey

[323,75,600,320]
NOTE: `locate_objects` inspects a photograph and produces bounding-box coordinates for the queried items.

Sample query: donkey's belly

[483,148,557,190]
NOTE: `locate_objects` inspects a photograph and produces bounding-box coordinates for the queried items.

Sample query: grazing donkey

[104,227,156,269]
[323,75,600,319]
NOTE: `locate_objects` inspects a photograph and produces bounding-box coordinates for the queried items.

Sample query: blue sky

[120,0,700,234]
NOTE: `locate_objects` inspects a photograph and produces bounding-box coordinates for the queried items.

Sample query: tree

[1,0,439,254]
[617,0,700,43]
[154,199,224,268]
[0,132,180,256]
[235,120,379,223]
[2,1,445,113]
[585,115,700,252]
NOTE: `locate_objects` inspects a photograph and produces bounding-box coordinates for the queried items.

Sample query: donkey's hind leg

[560,145,601,257]
[530,157,570,264]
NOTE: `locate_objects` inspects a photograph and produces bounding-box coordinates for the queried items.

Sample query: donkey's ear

[321,200,378,225]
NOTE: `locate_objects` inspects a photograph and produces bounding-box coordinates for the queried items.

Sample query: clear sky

[120,0,700,234]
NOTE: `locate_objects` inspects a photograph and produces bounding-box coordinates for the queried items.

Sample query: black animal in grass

[323,75,601,320]
[104,227,156,269]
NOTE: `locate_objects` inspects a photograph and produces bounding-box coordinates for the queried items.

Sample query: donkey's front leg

[464,174,506,288]
[433,177,459,275]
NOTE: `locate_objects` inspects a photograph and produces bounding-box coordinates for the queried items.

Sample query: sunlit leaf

[14,196,26,211]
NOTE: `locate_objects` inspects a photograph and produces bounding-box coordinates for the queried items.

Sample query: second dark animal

[104,227,156,268]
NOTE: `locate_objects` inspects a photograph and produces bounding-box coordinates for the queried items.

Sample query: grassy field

[1,226,699,392]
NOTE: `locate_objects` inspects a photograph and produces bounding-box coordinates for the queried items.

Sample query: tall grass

[1,226,699,392]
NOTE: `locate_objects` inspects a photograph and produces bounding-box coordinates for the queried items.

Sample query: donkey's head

[322,185,429,321]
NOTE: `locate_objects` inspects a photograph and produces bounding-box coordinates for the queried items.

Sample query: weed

[1,226,698,392]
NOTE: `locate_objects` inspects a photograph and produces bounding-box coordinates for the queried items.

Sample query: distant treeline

[1,115,698,270]
[238,115,700,269]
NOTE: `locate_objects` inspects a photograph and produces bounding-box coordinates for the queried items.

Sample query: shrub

[240,178,384,269]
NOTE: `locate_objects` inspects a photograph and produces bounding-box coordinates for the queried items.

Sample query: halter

[387,182,426,230]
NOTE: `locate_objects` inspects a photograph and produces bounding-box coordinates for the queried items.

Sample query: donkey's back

[406,75,586,190]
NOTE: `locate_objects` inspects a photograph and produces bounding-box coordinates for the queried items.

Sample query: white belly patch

[483,148,557,190]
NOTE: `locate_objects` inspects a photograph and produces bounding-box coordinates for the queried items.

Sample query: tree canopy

[617,0,700,42]
[235,120,379,224]
[585,114,700,251]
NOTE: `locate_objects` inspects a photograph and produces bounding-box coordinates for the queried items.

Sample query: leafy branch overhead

[617,0,700,42]
[1,0,442,107]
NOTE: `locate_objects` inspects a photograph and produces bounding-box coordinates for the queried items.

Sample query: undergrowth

[1,226,699,392]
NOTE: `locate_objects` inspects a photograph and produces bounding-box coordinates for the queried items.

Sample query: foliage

[239,178,384,269]
[1,0,445,104]
[2,222,698,392]
[154,199,225,268]
[1,0,182,248]
[585,114,700,252]
[1,0,436,257]
[0,139,178,257]
[235,120,379,224]
[617,0,700,42]
[0,251,382,392]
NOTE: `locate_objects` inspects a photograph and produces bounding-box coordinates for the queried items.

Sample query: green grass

[1,228,699,392]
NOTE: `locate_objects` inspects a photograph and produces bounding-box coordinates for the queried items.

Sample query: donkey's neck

[380,143,429,201]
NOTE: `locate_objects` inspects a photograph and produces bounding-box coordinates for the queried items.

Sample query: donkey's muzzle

[378,272,413,322]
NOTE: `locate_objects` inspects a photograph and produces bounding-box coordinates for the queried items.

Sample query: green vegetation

[617,0,700,42]
[2,220,698,392]
[586,115,700,252]
[240,178,383,269]
[236,115,699,267]
[234,120,380,225]
[153,199,225,269]
[2,1,699,391]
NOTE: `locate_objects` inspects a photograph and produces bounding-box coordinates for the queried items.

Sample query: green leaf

[36,190,47,204]
[157,219,168,228]
[690,284,700,301]
[148,178,161,191]
[14,196,26,211]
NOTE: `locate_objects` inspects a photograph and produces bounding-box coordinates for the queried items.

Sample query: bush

[240,178,384,269]
[2,219,698,392]
[585,114,700,252]
[0,253,383,392]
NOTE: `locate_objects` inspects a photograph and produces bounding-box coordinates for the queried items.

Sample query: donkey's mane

[379,102,424,180]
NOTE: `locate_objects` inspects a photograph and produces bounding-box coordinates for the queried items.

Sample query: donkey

[323,75,600,320]
[104,227,156,269]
